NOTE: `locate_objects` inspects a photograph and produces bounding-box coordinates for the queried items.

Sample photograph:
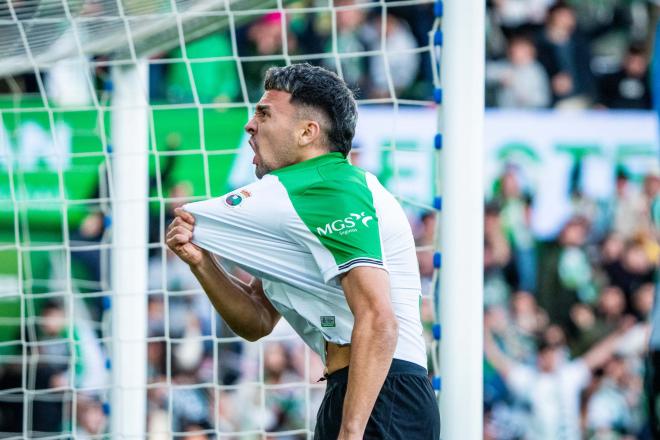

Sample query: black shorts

[314,359,441,439]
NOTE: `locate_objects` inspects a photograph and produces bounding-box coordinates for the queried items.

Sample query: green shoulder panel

[273,153,383,266]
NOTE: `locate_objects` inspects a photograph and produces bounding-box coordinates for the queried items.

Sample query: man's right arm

[167,208,281,341]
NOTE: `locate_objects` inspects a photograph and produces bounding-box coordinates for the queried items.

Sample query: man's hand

[166,207,204,267]
[166,208,281,341]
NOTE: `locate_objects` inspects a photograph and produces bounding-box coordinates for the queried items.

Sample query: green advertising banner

[0,98,248,348]
[0,98,249,234]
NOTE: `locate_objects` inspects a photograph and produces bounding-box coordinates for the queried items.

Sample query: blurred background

[0,0,659,438]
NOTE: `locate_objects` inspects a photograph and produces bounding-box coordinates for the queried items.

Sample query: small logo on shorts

[321,316,336,328]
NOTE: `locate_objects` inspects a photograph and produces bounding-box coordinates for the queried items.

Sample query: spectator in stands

[171,368,212,434]
[415,211,437,296]
[324,0,370,91]
[642,169,660,252]
[633,283,655,321]
[263,343,306,432]
[166,34,240,104]
[493,169,536,294]
[537,217,594,328]
[536,2,595,108]
[490,0,554,35]
[558,217,595,300]
[484,203,513,306]
[486,304,533,366]
[586,355,641,437]
[30,301,71,435]
[508,291,547,363]
[239,13,299,102]
[486,34,551,108]
[596,286,627,330]
[363,12,419,98]
[605,241,655,309]
[609,168,648,240]
[181,424,211,440]
[485,314,634,440]
[76,396,107,439]
[644,168,660,211]
[568,302,601,355]
[510,290,547,341]
[70,208,106,320]
[598,44,652,109]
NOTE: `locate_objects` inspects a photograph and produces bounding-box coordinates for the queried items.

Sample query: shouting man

[166,63,440,439]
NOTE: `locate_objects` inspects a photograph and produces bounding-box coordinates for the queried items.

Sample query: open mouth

[249,138,258,165]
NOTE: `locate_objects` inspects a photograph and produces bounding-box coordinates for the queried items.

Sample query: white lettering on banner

[351,108,659,239]
[226,109,659,239]
[483,110,658,238]
[0,121,73,171]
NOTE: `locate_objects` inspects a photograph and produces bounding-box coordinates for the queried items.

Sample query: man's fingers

[166,226,192,242]
[174,207,195,225]
[170,216,194,232]
[167,233,191,247]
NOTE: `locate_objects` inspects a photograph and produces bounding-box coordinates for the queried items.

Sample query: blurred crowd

[6,0,659,111]
[472,165,659,439]
[5,0,435,105]
[2,0,660,439]
[486,0,656,110]
[5,0,659,111]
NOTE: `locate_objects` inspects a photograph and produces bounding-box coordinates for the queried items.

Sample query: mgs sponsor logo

[316,212,374,236]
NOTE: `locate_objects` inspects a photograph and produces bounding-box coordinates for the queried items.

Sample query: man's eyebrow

[255,104,270,112]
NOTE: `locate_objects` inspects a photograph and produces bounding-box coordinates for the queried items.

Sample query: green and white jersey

[184,152,426,368]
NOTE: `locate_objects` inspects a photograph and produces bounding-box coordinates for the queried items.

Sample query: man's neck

[295,147,332,164]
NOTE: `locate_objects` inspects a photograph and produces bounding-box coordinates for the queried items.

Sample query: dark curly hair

[264,63,358,157]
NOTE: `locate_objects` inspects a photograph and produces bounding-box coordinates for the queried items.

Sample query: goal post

[110,61,149,439]
[438,0,485,439]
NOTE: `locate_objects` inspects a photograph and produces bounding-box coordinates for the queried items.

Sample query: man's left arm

[339,266,398,440]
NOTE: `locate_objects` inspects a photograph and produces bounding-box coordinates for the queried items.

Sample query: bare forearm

[484,331,512,378]
[340,315,398,438]
[582,331,623,370]
[190,255,274,341]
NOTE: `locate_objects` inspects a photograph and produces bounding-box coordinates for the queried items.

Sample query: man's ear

[298,120,321,147]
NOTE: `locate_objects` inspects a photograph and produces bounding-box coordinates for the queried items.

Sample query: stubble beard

[255,163,272,179]
[253,134,295,179]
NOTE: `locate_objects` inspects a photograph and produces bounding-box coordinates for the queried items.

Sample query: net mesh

[0,0,440,437]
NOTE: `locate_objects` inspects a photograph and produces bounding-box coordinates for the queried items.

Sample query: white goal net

[0,0,442,438]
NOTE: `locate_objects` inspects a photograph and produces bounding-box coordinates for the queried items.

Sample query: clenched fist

[166,207,204,267]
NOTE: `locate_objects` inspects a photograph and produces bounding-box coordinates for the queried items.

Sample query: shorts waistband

[326,359,428,385]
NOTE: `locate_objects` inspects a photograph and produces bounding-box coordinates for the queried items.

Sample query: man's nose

[244,117,256,135]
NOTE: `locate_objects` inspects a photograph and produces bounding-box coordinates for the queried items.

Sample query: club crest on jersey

[224,190,251,207]
[316,212,374,236]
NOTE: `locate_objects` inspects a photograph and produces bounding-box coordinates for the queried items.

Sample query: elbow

[241,321,276,343]
[380,314,398,355]
[242,333,261,343]
[383,313,399,342]
[358,310,398,349]
[242,327,272,343]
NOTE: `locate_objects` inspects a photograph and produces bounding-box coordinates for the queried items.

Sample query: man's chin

[254,165,269,179]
